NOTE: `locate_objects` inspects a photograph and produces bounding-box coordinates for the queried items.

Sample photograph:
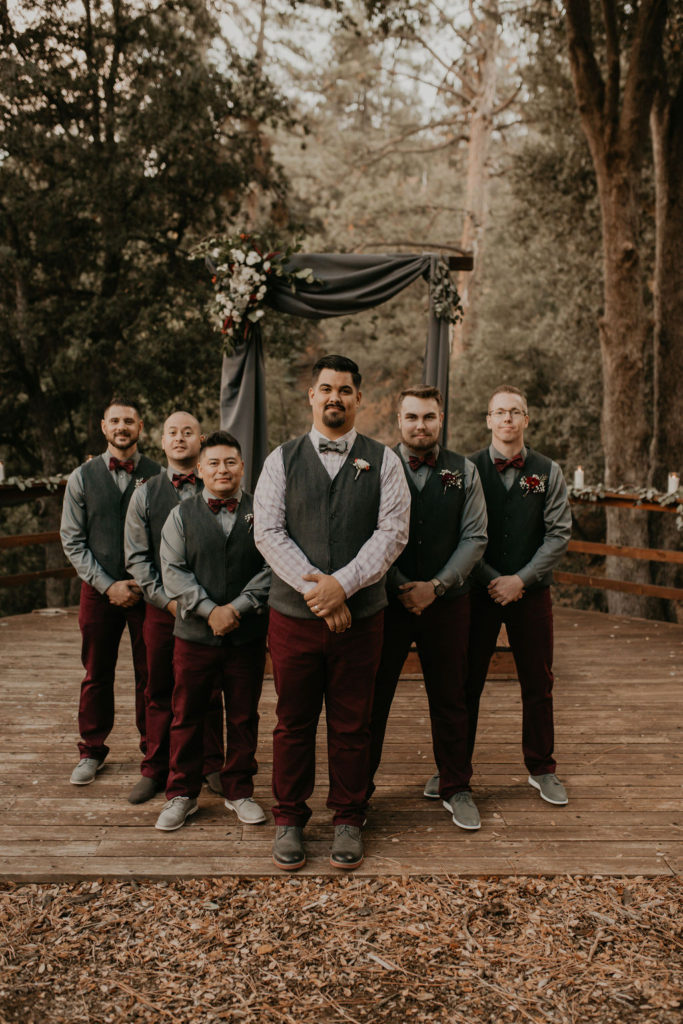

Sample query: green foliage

[0,0,293,474]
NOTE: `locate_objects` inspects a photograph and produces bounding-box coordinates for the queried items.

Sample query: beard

[322,406,346,428]
[406,434,437,451]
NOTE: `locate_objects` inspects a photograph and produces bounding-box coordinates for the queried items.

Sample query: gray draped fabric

[220,253,452,489]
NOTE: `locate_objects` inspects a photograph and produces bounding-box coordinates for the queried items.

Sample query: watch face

[434,581,446,597]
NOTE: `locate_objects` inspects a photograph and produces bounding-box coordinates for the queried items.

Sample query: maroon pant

[466,586,556,777]
[77,581,147,761]
[370,593,471,799]
[166,635,266,800]
[269,608,384,828]
[141,604,224,784]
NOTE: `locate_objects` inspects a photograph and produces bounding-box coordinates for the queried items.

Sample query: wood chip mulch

[1,875,682,1023]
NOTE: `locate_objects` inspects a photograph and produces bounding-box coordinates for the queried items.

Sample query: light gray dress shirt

[160,487,271,623]
[253,426,411,599]
[395,443,488,590]
[477,443,572,587]
[60,450,141,594]
[124,466,196,611]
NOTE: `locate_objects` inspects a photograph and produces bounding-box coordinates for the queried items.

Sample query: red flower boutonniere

[439,469,463,491]
[353,458,370,481]
[520,473,548,496]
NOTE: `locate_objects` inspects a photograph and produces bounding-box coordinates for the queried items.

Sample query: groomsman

[368,386,488,828]
[463,384,572,805]
[60,398,161,784]
[124,411,224,804]
[156,431,270,831]
[254,354,410,871]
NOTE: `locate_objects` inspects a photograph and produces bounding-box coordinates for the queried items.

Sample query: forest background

[1,0,681,620]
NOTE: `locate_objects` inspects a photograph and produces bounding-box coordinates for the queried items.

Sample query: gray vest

[82,454,161,580]
[173,492,268,647]
[393,446,469,599]
[472,446,553,590]
[268,433,388,619]
[146,472,202,573]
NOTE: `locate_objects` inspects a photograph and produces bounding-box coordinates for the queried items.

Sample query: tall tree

[564,0,668,615]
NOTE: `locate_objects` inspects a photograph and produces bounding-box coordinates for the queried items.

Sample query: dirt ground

[1,875,682,1024]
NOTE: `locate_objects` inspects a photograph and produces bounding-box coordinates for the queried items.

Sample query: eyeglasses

[488,408,527,419]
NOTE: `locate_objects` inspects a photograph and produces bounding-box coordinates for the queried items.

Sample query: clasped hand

[107,580,142,607]
[398,580,436,615]
[487,574,524,606]
[302,573,351,633]
[208,603,241,636]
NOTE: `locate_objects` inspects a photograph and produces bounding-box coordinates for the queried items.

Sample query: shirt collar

[489,443,527,463]
[309,425,357,451]
[202,486,242,505]
[399,442,440,465]
[103,450,140,468]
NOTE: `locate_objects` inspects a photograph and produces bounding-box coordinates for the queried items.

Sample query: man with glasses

[429,384,571,807]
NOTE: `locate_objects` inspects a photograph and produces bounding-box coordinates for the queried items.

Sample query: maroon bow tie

[172,472,196,489]
[109,457,134,474]
[494,454,525,472]
[408,452,437,471]
[207,497,238,514]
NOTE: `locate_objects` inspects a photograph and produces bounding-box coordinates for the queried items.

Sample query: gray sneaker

[70,758,103,786]
[423,772,440,799]
[224,797,266,824]
[443,792,481,830]
[155,796,198,831]
[528,773,568,805]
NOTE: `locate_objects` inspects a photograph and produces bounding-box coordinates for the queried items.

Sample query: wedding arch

[217,251,473,488]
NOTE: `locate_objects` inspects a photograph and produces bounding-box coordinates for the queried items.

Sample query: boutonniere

[353,458,370,481]
[520,473,548,495]
[134,478,147,489]
[439,469,463,491]
[244,512,254,532]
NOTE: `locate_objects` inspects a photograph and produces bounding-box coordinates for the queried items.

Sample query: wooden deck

[0,606,681,880]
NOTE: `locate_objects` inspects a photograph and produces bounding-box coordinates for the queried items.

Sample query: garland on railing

[1,475,68,492]
[568,483,683,532]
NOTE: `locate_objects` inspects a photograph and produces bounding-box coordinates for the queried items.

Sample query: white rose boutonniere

[353,458,370,481]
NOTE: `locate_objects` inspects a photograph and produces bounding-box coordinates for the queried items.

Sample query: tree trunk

[648,71,683,622]
[450,2,499,369]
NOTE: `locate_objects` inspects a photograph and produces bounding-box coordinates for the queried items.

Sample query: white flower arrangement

[191,232,315,353]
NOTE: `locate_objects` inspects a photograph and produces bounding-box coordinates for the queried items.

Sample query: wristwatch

[431,578,446,598]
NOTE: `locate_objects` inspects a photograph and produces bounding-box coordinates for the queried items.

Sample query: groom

[254,354,410,871]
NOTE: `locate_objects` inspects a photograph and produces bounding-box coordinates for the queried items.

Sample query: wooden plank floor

[0,605,681,880]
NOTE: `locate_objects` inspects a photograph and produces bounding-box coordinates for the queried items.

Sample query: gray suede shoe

[70,758,103,786]
[528,773,568,805]
[203,772,223,795]
[127,776,162,804]
[330,825,364,869]
[272,826,306,870]
[423,773,440,799]
[155,796,198,831]
[443,792,481,830]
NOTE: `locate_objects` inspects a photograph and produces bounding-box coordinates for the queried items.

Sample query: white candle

[573,466,584,489]
[0,460,4,484]
[667,472,680,494]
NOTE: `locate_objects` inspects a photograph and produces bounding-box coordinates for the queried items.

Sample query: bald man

[124,412,224,804]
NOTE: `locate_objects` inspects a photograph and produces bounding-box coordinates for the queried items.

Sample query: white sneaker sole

[155,803,199,831]
[423,776,441,799]
[70,761,104,786]
[442,799,481,830]
[528,775,568,805]
[224,799,266,824]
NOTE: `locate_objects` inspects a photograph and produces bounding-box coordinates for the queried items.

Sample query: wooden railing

[1,483,682,600]
[560,491,683,602]
[0,480,74,589]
